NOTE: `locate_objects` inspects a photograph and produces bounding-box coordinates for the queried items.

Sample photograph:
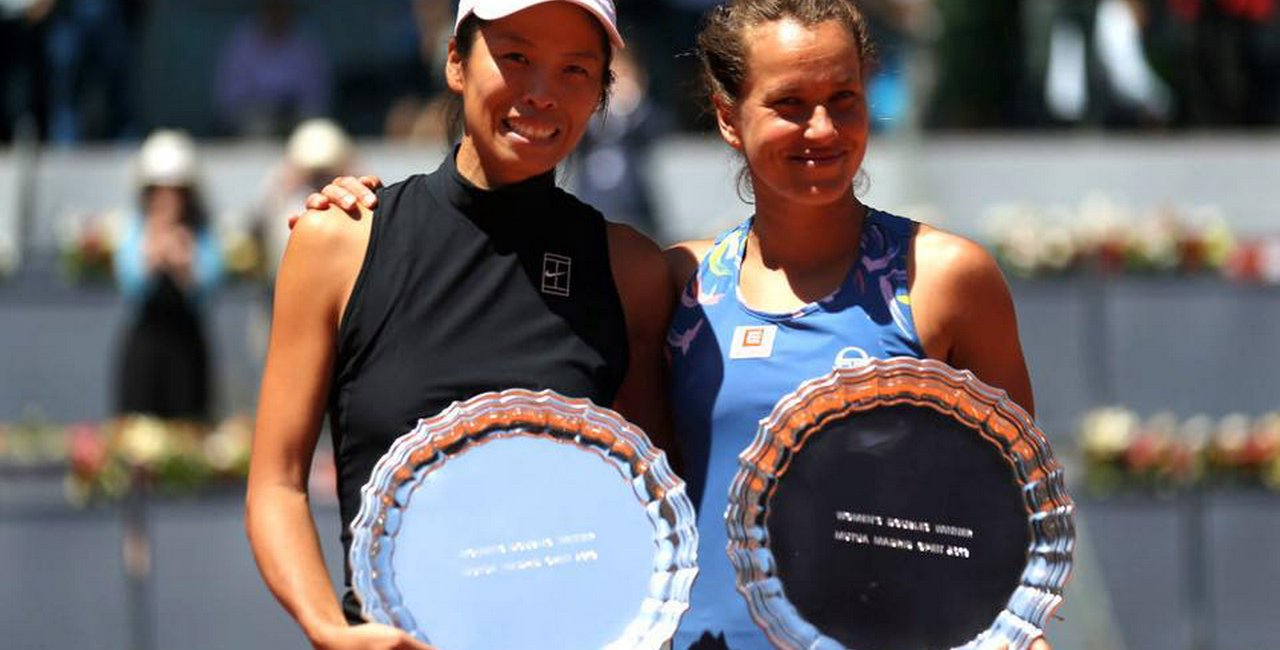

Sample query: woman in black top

[245,3,673,649]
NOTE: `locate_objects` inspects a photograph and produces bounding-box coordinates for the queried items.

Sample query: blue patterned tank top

[668,208,925,648]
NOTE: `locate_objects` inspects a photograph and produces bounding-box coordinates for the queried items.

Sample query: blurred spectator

[114,130,222,422]
[41,0,138,142]
[1025,0,1172,127]
[0,0,54,141]
[380,0,454,141]
[1145,0,1280,125]
[253,118,355,279]
[214,0,331,138]
[573,48,672,240]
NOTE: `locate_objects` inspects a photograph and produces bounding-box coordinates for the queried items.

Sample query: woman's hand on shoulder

[910,225,1035,415]
[312,622,436,650]
[288,175,384,229]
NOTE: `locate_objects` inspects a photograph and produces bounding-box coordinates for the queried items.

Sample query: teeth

[506,118,556,140]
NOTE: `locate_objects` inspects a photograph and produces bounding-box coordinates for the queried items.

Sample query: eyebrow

[763,75,859,97]
[487,30,602,61]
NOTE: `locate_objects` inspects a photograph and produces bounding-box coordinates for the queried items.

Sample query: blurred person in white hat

[246,2,678,650]
[254,118,359,280]
[113,129,223,422]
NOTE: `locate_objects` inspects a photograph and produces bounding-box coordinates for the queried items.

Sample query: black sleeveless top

[328,151,630,610]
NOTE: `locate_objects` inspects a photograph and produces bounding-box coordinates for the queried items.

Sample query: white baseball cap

[135,129,200,189]
[287,118,353,172]
[454,0,625,49]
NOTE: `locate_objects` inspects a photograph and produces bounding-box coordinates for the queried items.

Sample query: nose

[522,69,558,111]
[805,105,836,142]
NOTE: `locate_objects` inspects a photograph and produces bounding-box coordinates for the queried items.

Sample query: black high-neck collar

[435,145,556,213]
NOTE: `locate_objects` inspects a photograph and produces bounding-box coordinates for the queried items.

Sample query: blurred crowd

[1,0,1279,146]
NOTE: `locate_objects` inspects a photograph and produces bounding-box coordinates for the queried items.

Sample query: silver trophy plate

[726,358,1074,650]
[349,389,698,649]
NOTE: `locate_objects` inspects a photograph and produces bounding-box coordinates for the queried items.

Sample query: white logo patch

[834,346,871,369]
[541,253,572,297]
[729,325,778,360]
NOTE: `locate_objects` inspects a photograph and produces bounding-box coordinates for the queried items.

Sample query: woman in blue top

[309,2,1043,647]
[664,2,1038,648]
[114,130,223,421]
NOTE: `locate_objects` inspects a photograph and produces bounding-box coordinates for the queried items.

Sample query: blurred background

[1,0,1278,649]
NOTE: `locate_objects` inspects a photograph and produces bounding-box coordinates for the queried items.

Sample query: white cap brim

[456,0,625,49]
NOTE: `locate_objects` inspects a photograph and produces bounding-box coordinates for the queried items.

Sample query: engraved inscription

[833,510,974,560]
[458,531,599,577]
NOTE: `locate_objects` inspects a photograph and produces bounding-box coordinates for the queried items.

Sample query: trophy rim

[348,388,699,648]
[725,357,1076,650]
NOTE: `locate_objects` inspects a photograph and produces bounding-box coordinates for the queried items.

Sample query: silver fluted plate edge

[725,357,1075,650]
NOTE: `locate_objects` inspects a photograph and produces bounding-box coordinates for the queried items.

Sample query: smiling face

[716,18,869,209]
[447,2,610,187]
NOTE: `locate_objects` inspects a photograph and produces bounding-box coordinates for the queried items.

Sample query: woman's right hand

[288,175,384,229]
[313,622,436,650]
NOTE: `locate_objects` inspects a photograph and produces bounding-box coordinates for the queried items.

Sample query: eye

[564,64,591,77]
[771,97,803,109]
[501,52,530,65]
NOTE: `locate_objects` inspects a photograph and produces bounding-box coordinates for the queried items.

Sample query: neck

[455,136,547,189]
[749,185,865,271]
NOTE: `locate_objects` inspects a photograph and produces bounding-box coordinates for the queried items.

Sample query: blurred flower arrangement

[1079,407,1280,496]
[0,231,19,281]
[0,414,256,504]
[54,209,271,287]
[983,194,1263,280]
[57,209,124,285]
[220,226,267,283]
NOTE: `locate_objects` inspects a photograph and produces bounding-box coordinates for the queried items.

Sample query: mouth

[789,149,846,167]
[502,116,561,144]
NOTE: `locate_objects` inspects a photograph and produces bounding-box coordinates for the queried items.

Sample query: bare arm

[608,223,680,470]
[246,207,431,650]
[909,225,1035,416]
[662,240,713,298]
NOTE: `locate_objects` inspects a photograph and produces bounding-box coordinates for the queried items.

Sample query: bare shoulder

[288,205,373,252]
[606,221,664,267]
[909,223,1033,413]
[605,222,672,336]
[606,222,668,298]
[662,239,714,296]
[277,204,375,318]
[908,223,1012,360]
[912,223,1004,291]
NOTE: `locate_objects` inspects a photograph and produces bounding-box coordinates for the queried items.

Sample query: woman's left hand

[288,175,383,229]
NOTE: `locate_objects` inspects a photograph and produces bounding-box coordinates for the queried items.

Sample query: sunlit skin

[448,3,608,188]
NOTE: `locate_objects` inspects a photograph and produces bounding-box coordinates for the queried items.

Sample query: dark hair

[695,0,877,199]
[446,13,617,143]
[141,185,209,231]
